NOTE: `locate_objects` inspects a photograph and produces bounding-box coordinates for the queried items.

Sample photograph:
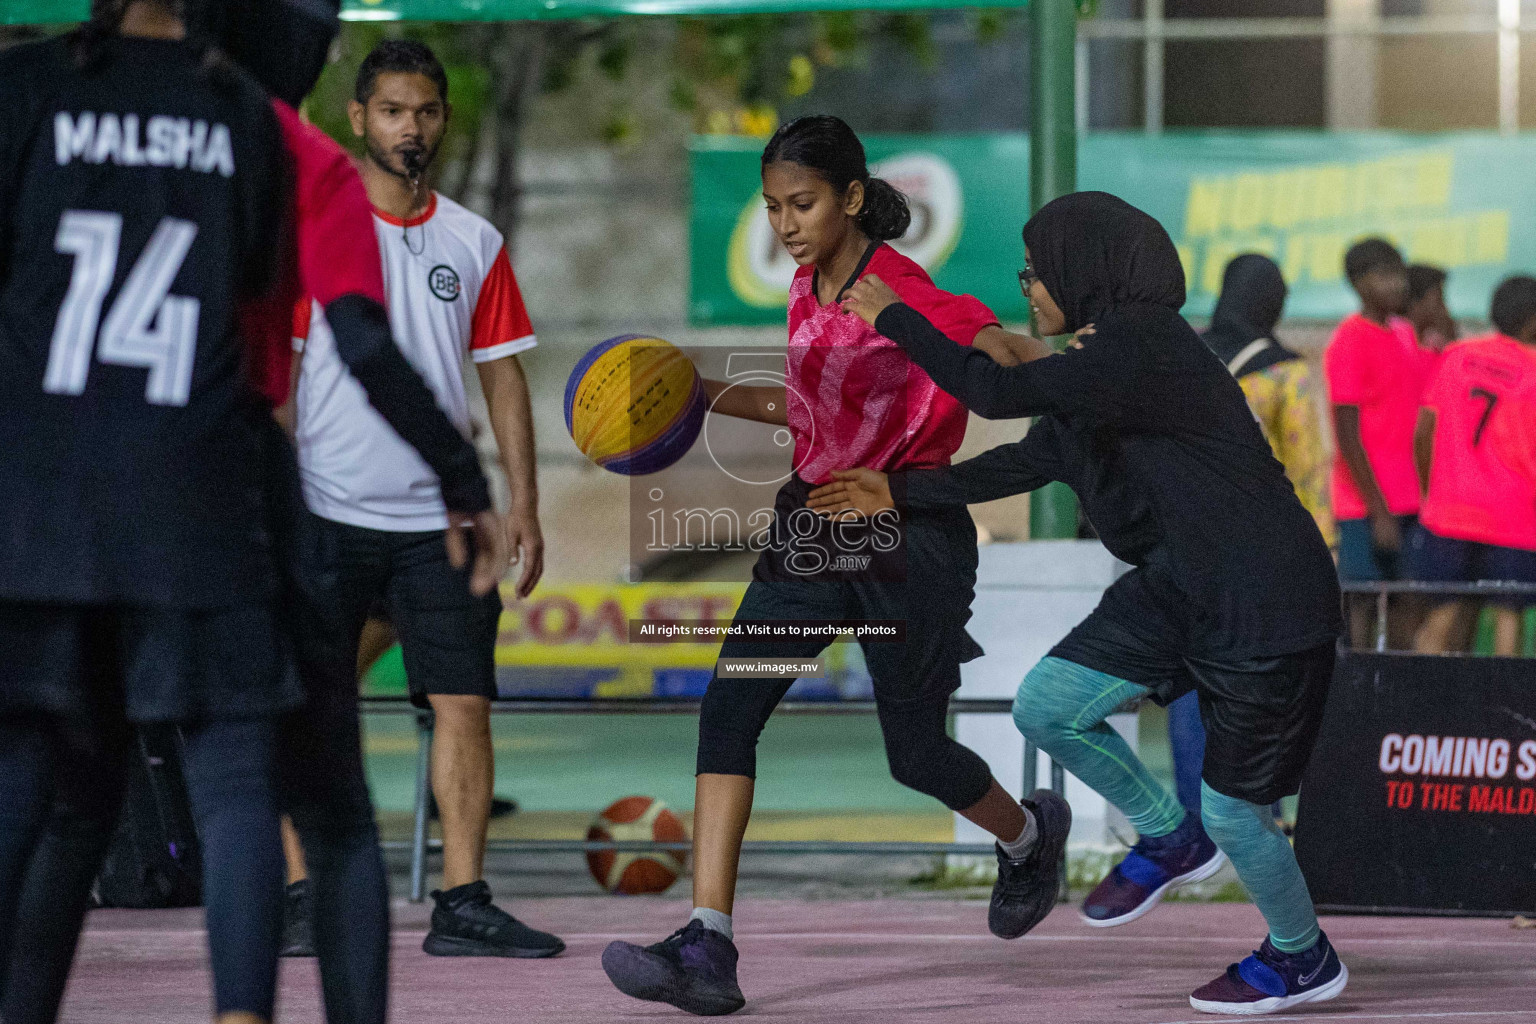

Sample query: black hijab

[1021,191,1186,334]
[1202,253,1298,378]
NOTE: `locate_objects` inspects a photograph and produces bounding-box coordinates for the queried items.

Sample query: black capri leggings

[696,577,994,812]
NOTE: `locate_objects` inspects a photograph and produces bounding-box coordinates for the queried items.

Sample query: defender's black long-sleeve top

[877,300,1341,662]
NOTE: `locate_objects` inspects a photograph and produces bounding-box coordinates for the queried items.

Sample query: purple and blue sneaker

[603,920,746,1016]
[1190,932,1348,1015]
[1081,814,1226,927]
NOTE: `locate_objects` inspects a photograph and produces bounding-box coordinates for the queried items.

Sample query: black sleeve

[325,293,492,515]
[900,417,1063,508]
[874,302,1127,421]
[0,49,30,289]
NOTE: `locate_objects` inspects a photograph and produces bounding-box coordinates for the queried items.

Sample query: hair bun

[858,177,911,242]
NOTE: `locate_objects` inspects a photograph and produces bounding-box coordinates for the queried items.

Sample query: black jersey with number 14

[0,35,287,608]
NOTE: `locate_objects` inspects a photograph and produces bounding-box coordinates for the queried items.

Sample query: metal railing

[1339,579,1536,652]
[358,696,1062,902]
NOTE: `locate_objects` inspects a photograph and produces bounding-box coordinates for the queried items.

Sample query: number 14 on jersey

[44,209,201,407]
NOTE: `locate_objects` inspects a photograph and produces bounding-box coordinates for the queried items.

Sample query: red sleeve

[1324,322,1368,406]
[291,296,314,350]
[887,267,999,347]
[238,260,299,405]
[275,102,386,308]
[469,246,536,362]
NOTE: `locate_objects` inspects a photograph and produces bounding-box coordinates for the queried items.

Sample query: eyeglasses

[1018,260,1038,293]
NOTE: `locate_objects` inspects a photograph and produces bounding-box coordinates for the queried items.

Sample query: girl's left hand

[840,275,901,326]
[806,468,894,520]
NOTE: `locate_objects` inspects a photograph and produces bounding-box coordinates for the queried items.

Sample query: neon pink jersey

[1324,313,1438,520]
[786,244,999,485]
[1420,335,1536,550]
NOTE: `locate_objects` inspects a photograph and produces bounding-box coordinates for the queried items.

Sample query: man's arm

[1414,407,1436,499]
[477,355,543,599]
[1334,403,1401,551]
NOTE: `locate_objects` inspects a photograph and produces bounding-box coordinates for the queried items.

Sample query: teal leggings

[1014,656,1320,951]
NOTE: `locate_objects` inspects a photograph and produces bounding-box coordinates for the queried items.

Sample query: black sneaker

[279,879,315,958]
[423,880,565,958]
[988,788,1072,940]
[602,920,746,1016]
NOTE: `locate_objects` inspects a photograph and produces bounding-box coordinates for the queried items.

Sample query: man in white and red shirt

[289,39,560,959]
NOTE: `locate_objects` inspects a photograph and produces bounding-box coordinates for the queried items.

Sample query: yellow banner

[495,582,746,670]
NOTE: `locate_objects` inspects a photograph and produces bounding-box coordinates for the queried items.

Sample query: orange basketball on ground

[587,796,689,894]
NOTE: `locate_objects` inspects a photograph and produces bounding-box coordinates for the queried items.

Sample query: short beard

[365,133,439,183]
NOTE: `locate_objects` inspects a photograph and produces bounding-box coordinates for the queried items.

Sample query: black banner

[1294,650,1536,915]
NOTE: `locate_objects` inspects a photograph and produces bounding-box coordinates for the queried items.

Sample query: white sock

[690,907,733,939]
[998,806,1039,861]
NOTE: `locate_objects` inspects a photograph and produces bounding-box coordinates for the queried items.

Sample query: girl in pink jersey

[602,116,1063,1016]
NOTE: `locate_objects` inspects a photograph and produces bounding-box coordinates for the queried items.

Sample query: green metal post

[1027,0,1079,541]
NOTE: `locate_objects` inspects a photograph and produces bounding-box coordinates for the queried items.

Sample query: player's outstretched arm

[972,326,1056,366]
[808,419,1059,518]
[702,380,790,425]
[903,428,1058,509]
[842,275,1089,421]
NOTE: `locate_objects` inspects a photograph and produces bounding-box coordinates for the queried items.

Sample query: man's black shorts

[1052,587,1336,806]
[0,601,299,723]
[296,515,502,710]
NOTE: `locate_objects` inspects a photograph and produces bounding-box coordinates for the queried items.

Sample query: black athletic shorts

[718,475,982,705]
[295,514,502,709]
[1053,581,1336,806]
[0,601,300,723]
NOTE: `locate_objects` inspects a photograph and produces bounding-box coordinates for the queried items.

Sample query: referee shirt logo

[428,264,461,301]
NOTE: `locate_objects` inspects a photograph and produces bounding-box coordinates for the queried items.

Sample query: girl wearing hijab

[601,116,1069,1017]
[815,192,1347,1016]
[1205,254,1333,548]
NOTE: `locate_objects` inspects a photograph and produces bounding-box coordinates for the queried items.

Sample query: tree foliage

[307,11,1027,241]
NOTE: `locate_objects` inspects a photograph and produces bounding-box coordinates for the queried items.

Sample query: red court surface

[59,898,1535,1023]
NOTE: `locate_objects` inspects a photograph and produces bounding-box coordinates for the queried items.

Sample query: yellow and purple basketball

[564,334,707,475]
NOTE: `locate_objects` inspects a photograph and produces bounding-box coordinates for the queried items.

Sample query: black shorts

[724,475,982,703]
[1406,525,1536,606]
[1053,585,1335,806]
[293,515,501,710]
[0,601,300,723]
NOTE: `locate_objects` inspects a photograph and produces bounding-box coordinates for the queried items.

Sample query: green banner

[691,131,1525,325]
[0,0,1026,25]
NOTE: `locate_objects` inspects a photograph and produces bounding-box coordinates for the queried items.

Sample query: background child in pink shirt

[1409,276,1536,656]
[1325,238,1438,645]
